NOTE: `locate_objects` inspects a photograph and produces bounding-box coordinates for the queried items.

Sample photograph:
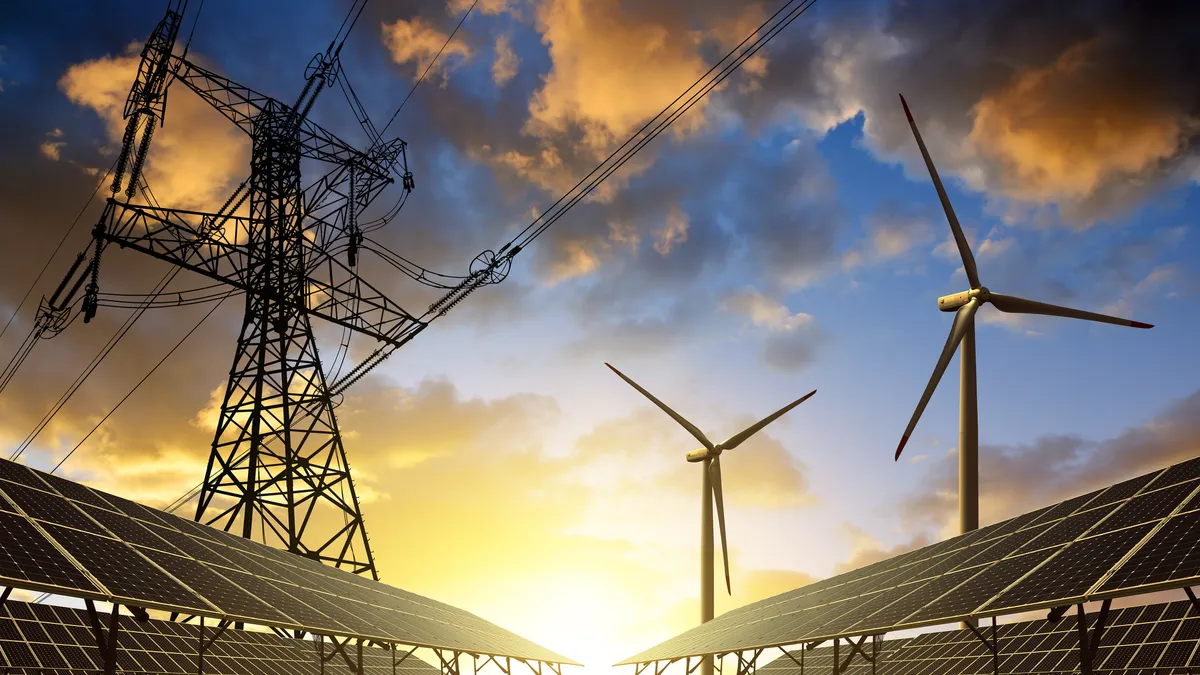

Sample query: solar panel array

[758,599,1200,674]
[0,458,576,665]
[0,598,443,675]
[618,456,1200,665]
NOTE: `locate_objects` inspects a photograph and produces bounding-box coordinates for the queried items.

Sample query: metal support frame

[777,647,805,675]
[435,648,464,675]
[392,644,419,675]
[1075,599,1111,675]
[84,600,122,675]
[0,586,11,610]
[197,615,232,675]
[321,635,366,674]
[830,636,874,675]
[1185,587,1200,615]
[478,654,514,675]
[734,649,763,675]
[964,615,1001,675]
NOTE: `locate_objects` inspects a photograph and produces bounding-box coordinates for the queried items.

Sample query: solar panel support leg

[834,636,871,674]
[1185,587,1200,615]
[1075,599,1111,675]
[84,599,122,675]
[964,616,999,675]
[777,648,805,675]
[196,615,231,675]
[0,586,10,610]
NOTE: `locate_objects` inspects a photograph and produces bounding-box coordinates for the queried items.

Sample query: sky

[1,0,1199,672]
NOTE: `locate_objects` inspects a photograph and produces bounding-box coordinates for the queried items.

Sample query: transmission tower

[66,2,421,579]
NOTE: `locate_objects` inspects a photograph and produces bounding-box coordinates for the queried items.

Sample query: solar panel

[0,459,577,665]
[617,457,1200,665]
[0,598,445,675]
[757,599,1200,675]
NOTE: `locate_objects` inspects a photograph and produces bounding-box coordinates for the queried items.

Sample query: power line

[0,162,114,345]
[327,0,821,392]
[51,294,230,474]
[9,179,181,462]
[376,0,478,140]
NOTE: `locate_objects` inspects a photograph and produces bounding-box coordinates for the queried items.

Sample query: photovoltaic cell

[1148,456,1200,489]
[0,511,100,594]
[761,599,1200,675]
[1096,482,1199,533]
[1099,512,1200,592]
[0,481,107,534]
[1091,472,1158,508]
[138,548,293,625]
[1,598,445,675]
[40,523,215,613]
[906,550,1051,624]
[991,524,1157,612]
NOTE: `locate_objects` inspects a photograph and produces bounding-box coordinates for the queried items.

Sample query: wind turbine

[606,362,815,675]
[893,94,1153,536]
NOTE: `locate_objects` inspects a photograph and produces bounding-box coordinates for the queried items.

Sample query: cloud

[834,524,932,574]
[653,204,690,256]
[900,387,1200,535]
[734,0,1200,225]
[58,49,248,211]
[721,288,828,372]
[843,203,935,269]
[967,39,1198,221]
[492,34,520,87]
[381,16,472,82]
[39,128,65,161]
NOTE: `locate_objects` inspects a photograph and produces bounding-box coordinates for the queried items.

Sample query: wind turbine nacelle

[937,288,988,312]
[686,448,712,462]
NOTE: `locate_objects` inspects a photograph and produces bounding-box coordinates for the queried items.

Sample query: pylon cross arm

[98,199,421,346]
[170,55,395,180]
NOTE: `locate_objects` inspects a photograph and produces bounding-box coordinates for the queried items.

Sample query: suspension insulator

[83,223,106,324]
[402,172,415,191]
[111,113,142,194]
[126,116,157,199]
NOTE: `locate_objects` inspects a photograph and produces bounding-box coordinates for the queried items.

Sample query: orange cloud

[492,34,520,87]
[969,41,1195,219]
[58,49,248,211]
[381,16,471,82]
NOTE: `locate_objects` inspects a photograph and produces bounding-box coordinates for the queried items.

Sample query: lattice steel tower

[78,3,422,579]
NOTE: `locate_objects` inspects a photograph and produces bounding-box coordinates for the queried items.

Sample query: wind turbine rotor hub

[937,287,990,312]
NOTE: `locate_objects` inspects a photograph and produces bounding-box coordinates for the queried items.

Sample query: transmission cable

[508,0,819,253]
[9,178,181,461]
[0,160,115,344]
[50,294,229,474]
[330,0,822,392]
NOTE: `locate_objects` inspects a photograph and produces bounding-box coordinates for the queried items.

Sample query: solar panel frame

[1,598,447,675]
[617,458,1200,665]
[0,459,578,665]
[759,598,1200,675]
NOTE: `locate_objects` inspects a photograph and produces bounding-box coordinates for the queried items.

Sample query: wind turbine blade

[896,298,980,460]
[720,390,817,451]
[605,363,715,450]
[988,293,1153,329]
[899,94,981,290]
[710,457,731,595]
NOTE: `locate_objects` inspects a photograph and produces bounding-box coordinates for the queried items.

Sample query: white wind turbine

[606,362,815,675]
[893,94,1154,535]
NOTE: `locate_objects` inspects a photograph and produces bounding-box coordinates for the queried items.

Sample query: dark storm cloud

[735,0,1200,224]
